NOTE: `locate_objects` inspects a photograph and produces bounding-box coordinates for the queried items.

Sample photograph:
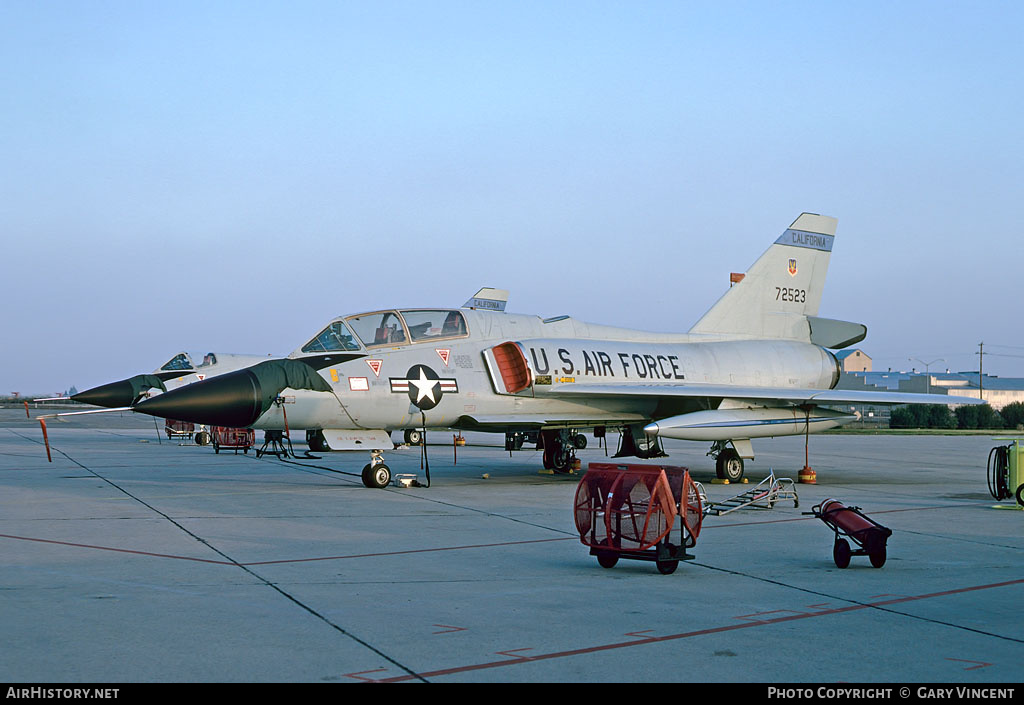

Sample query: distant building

[836,349,871,372]
[941,373,1024,411]
[843,370,1024,411]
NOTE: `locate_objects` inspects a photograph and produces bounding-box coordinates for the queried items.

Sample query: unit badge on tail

[788,258,798,276]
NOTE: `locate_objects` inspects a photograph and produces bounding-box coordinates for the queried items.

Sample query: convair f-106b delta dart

[131,214,981,488]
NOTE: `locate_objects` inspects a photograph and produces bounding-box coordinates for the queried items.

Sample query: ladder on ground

[703,470,799,516]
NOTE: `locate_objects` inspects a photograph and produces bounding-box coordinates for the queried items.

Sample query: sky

[2,1,1022,395]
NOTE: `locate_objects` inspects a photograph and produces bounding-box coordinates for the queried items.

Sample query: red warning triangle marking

[436,349,450,366]
[366,360,382,377]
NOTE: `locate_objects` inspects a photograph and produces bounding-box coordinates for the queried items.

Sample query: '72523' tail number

[775,287,806,303]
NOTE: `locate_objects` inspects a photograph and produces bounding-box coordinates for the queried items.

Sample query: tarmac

[1,407,1022,685]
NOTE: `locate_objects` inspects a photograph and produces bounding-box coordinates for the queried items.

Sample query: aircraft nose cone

[72,380,137,408]
[133,369,264,428]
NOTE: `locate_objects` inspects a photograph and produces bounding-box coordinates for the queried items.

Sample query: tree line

[889,401,1024,430]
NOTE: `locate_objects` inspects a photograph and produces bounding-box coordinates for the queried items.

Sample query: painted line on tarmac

[370,577,1024,682]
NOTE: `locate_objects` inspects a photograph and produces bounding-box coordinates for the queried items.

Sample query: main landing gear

[540,429,578,473]
[710,440,745,482]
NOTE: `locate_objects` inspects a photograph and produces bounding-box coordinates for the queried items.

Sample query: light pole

[909,358,944,394]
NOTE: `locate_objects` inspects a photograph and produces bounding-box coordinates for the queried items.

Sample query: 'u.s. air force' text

[529,348,685,380]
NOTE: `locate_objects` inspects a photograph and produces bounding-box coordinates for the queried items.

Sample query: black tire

[362,463,392,489]
[404,429,423,446]
[1016,484,1024,508]
[656,541,679,574]
[716,448,745,482]
[833,539,852,569]
[306,430,330,452]
[869,547,887,568]
[596,551,618,569]
[656,559,679,575]
[542,433,573,473]
[573,434,588,450]
[194,431,210,446]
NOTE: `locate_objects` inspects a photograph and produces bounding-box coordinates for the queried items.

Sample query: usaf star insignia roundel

[389,365,458,411]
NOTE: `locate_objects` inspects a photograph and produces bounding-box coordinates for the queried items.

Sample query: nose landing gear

[361,450,392,488]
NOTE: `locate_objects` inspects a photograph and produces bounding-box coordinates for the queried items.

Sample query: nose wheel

[361,450,392,488]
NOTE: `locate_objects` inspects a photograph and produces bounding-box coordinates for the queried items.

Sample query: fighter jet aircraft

[131,214,983,488]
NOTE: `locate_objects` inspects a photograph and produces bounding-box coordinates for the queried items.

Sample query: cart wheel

[596,551,618,569]
[1016,484,1024,508]
[656,542,679,574]
[715,448,744,482]
[361,463,392,489]
[869,547,887,568]
[833,539,851,569]
[656,558,679,575]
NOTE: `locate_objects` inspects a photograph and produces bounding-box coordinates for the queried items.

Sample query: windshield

[346,311,407,347]
[301,321,362,353]
[160,353,194,371]
[400,310,468,341]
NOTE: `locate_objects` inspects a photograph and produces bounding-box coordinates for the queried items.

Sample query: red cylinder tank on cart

[818,498,889,553]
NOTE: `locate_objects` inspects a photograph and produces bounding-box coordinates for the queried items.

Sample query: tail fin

[688,213,837,340]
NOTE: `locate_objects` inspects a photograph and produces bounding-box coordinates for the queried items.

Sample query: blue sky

[2,1,1022,394]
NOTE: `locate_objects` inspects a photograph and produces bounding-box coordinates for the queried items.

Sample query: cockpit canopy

[299,309,469,353]
[160,353,195,371]
[158,352,231,372]
[301,321,362,353]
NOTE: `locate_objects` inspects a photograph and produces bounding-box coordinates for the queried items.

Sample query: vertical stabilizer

[688,213,837,340]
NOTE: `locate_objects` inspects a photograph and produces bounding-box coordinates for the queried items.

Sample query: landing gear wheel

[573,434,588,450]
[596,551,618,569]
[833,538,851,569]
[541,430,575,473]
[553,447,573,473]
[869,547,887,568]
[715,448,745,482]
[306,430,330,452]
[361,463,392,489]
[195,431,211,446]
[404,429,423,446]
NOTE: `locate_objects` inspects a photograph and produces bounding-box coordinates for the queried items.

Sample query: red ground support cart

[212,426,255,454]
[164,419,195,441]
[574,463,704,574]
[810,498,892,568]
